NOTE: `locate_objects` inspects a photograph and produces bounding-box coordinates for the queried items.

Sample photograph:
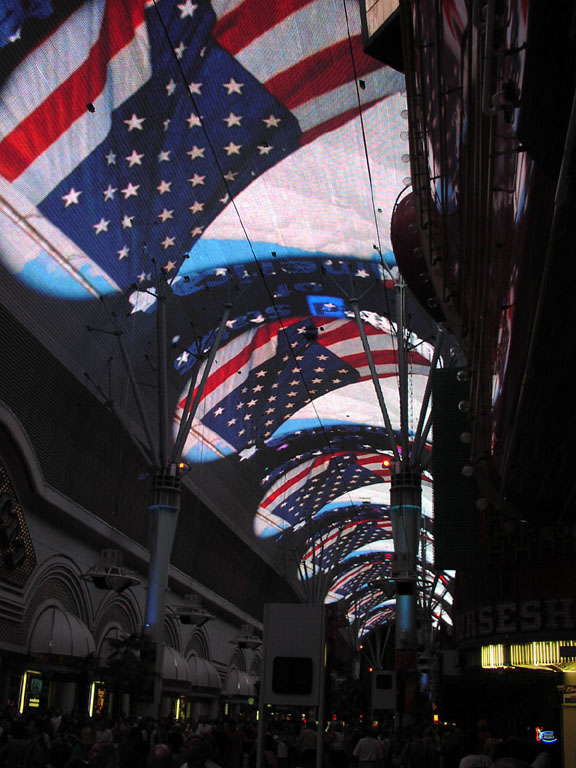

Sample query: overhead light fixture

[81,549,140,593]
[230,623,261,650]
[171,593,214,626]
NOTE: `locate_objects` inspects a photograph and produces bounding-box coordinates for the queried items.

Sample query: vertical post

[389,469,421,728]
[256,654,266,768]
[139,303,231,717]
[316,638,326,768]
[142,464,181,716]
[156,289,170,465]
[395,279,410,459]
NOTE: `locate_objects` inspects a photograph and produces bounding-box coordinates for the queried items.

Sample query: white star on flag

[223,78,243,95]
[126,150,144,167]
[187,146,205,160]
[186,113,202,128]
[121,182,140,199]
[62,188,81,207]
[123,113,145,131]
[156,180,172,194]
[103,185,117,201]
[223,113,242,127]
[93,218,110,234]
[178,0,197,18]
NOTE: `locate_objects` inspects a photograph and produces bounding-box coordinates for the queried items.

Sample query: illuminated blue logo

[307,295,348,318]
[536,728,557,744]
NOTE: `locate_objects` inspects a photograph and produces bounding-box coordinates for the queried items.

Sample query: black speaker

[432,368,480,569]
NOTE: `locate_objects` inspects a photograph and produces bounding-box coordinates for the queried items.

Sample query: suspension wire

[410,327,445,465]
[340,0,397,286]
[341,0,402,439]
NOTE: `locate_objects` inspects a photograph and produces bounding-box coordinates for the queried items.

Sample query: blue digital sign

[307,295,348,318]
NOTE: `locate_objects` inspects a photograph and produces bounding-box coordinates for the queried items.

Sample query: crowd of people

[0,709,558,768]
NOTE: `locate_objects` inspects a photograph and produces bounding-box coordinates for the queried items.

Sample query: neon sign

[535,728,558,744]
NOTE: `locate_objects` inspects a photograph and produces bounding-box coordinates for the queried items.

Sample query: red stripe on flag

[261,451,349,510]
[341,349,399,370]
[318,318,386,350]
[261,455,327,509]
[315,320,352,348]
[355,453,393,471]
[407,350,432,366]
[180,317,305,408]
[331,563,370,592]
[212,0,314,56]
[300,98,381,145]
[266,35,382,110]
[0,0,145,182]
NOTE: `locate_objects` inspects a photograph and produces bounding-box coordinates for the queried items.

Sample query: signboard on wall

[561,686,576,707]
[455,598,576,643]
[262,603,326,706]
[19,670,43,713]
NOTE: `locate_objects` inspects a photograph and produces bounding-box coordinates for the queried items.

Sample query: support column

[141,464,181,717]
[389,469,421,728]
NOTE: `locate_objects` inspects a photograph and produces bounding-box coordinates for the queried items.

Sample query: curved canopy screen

[0,0,453,635]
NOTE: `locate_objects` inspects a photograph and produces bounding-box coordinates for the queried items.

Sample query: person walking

[352,729,382,768]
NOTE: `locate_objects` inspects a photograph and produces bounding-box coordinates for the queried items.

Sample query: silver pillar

[389,469,421,727]
[142,464,181,715]
[390,469,421,647]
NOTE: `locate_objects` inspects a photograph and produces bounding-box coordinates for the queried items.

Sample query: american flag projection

[329,557,391,599]
[0,0,404,295]
[256,451,397,536]
[175,315,433,462]
[301,516,394,572]
[0,0,454,633]
[328,474,435,518]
